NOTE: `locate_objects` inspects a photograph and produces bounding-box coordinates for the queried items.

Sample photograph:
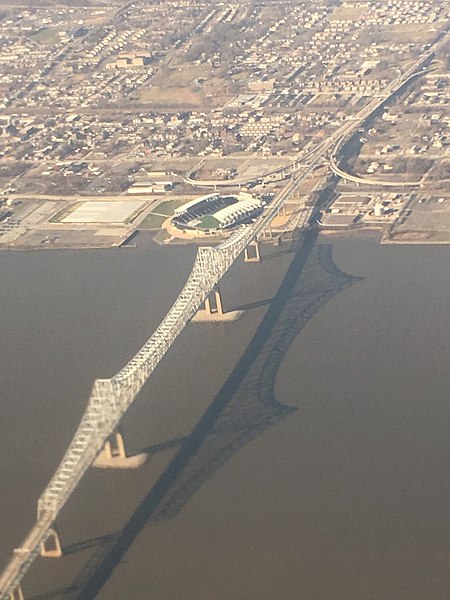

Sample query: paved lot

[61,200,147,224]
[397,197,450,232]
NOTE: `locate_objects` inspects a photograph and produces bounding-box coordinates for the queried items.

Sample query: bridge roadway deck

[0,32,447,598]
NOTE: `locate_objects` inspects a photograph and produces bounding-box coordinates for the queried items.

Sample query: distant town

[1,0,450,248]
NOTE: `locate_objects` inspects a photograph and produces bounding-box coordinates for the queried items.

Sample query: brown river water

[1,232,450,600]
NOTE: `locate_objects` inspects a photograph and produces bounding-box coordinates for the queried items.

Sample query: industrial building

[127,180,174,194]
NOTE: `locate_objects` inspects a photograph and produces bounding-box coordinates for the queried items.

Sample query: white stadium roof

[214,198,262,228]
[173,193,221,216]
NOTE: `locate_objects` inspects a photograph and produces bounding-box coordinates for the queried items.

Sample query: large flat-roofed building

[107,53,152,69]
[61,200,146,224]
[127,180,174,194]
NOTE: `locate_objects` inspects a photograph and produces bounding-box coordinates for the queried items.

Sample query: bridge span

[0,32,447,598]
[0,156,317,600]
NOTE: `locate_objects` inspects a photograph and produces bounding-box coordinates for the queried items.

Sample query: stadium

[171,192,263,233]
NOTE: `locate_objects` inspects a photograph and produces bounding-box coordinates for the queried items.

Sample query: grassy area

[330,4,367,21]
[138,198,187,229]
[162,64,210,87]
[196,215,220,230]
[156,198,187,215]
[48,203,75,223]
[138,213,167,229]
[136,86,204,106]
[382,25,436,43]
[31,27,63,45]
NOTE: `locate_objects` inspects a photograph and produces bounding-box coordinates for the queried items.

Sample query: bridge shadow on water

[32,231,362,600]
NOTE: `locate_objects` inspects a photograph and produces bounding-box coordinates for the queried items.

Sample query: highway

[329,157,425,188]
[327,25,450,176]
[183,37,446,191]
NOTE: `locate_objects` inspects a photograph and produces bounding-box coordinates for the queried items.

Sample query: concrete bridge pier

[193,287,243,323]
[206,289,223,315]
[93,431,148,469]
[9,584,24,600]
[244,240,261,262]
[40,528,62,559]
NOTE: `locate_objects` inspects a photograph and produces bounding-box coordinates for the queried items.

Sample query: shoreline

[3,223,450,252]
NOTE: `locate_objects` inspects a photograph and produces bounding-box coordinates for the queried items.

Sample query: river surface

[1,233,450,600]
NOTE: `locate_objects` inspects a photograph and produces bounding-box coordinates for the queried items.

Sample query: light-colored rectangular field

[62,201,146,224]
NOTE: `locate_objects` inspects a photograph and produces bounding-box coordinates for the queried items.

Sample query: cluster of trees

[429,160,450,180]
[185,23,241,62]
[0,162,30,178]
[184,19,258,65]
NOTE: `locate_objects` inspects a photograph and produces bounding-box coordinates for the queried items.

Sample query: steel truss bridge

[0,34,445,598]
[0,156,316,599]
